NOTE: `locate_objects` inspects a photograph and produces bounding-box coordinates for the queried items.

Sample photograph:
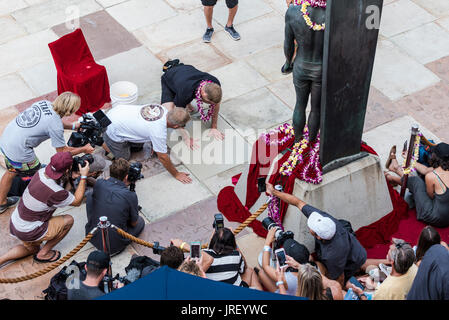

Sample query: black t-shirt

[85,178,140,254]
[301,205,367,280]
[161,64,220,108]
[407,244,449,300]
[67,281,105,300]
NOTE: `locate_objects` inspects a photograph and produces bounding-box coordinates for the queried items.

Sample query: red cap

[45,152,73,180]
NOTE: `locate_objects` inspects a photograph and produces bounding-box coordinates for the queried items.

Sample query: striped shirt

[203,249,245,286]
[10,168,75,242]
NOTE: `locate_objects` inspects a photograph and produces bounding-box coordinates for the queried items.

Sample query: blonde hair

[204,83,222,104]
[296,264,328,300]
[52,92,81,117]
[167,107,191,127]
[178,260,202,277]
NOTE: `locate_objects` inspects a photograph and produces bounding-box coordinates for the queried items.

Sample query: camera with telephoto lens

[68,110,111,148]
[262,217,294,249]
[71,154,94,172]
[212,213,224,231]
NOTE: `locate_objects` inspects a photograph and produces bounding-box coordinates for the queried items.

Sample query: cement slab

[106,0,177,31]
[133,165,212,222]
[209,60,269,101]
[371,40,440,101]
[0,74,35,110]
[167,116,252,180]
[220,87,292,139]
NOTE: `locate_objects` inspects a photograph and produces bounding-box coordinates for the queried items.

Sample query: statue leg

[293,79,311,143]
[307,79,322,143]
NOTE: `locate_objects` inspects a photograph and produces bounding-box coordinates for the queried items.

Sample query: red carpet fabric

[48,29,111,115]
[217,137,449,257]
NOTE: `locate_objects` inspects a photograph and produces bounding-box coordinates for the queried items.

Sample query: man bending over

[161,62,224,149]
[102,104,192,184]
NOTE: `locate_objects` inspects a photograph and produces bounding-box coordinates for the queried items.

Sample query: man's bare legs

[0,244,39,268]
[204,6,214,29]
[226,5,238,28]
[0,170,17,206]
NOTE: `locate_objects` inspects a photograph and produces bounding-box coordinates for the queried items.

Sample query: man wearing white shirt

[102,104,192,184]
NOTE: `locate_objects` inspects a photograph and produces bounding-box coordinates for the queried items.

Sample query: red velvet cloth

[217,135,449,258]
[48,29,111,115]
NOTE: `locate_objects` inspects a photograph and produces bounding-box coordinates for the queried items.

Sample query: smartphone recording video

[190,242,201,259]
[275,249,287,268]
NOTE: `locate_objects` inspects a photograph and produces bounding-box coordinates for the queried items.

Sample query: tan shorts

[23,215,69,251]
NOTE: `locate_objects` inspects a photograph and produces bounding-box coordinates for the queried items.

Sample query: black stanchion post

[98,216,113,293]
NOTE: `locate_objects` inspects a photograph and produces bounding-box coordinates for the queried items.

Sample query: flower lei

[195,80,216,122]
[402,133,422,175]
[293,0,326,31]
[299,133,322,184]
[268,195,284,230]
[264,123,295,146]
[279,127,310,177]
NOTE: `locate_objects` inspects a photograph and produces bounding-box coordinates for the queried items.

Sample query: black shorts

[201,0,238,9]
[161,75,175,105]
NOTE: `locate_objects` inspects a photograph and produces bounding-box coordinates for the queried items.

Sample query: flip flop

[385,145,397,170]
[33,250,61,263]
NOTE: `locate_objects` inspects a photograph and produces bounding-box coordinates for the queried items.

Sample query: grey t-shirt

[67,281,105,300]
[0,100,66,163]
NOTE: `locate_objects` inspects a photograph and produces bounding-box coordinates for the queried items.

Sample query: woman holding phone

[171,228,262,289]
[256,228,309,295]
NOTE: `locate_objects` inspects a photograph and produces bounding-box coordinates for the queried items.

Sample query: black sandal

[33,250,61,263]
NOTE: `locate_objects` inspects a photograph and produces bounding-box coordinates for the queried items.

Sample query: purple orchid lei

[195,80,216,122]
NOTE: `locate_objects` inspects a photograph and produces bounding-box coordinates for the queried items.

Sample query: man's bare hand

[83,145,95,154]
[266,182,275,196]
[79,161,90,177]
[207,128,224,141]
[184,137,200,150]
[176,172,192,184]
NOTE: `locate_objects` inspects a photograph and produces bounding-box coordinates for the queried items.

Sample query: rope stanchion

[233,203,269,236]
[113,202,269,253]
[0,228,98,284]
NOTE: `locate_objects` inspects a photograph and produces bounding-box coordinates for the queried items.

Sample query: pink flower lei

[293,0,327,8]
[268,195,284,230]
[299,133,322,184]
[196,80,216,122]
[263,123,295,146]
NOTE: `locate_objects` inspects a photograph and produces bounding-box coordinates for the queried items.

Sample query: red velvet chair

[48,29,111,115]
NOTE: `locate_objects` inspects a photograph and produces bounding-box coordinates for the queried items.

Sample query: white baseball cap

[307,211,336,240]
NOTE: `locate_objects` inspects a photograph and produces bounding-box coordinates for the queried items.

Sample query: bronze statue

[283,2,326,144]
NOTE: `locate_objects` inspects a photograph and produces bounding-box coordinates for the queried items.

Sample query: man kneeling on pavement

[85,158,145,256]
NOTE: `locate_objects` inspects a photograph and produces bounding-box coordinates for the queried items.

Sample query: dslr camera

[68,110,111,148]
[128,162,143,192]
[212,213,224,231]
[262,217,294,249]
[71,154,94,172]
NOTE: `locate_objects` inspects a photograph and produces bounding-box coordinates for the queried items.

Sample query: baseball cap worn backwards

[434,143,449,161]
[307,211,336,240]
[283,238,310,264]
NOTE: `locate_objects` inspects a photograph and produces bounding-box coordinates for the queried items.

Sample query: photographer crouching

[0,92,94,214]
[85,158,145,256]
[0,152,89,267]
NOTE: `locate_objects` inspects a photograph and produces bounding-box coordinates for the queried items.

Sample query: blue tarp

[99,266,305,300]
